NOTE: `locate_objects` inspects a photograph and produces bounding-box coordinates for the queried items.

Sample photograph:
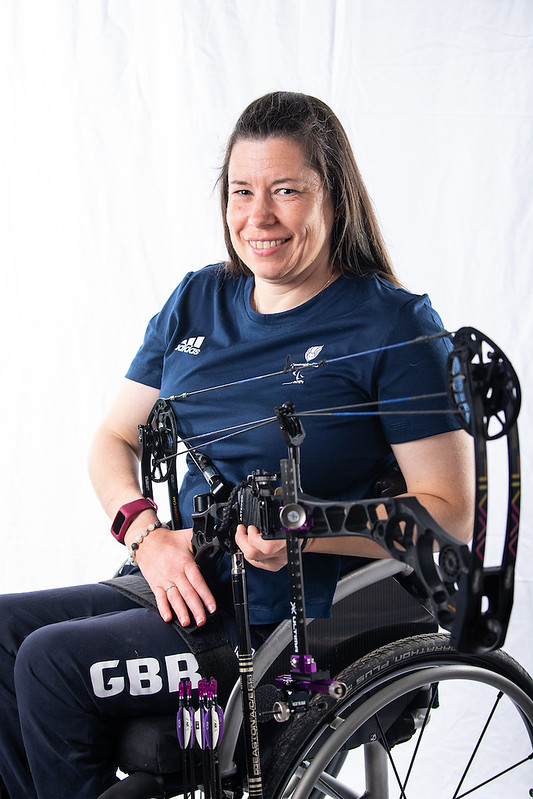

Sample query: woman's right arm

[88,378,217,627]
[88,379,160,515]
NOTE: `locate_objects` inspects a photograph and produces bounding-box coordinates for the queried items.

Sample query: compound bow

[137,325,521,799]
[143,326,519,656]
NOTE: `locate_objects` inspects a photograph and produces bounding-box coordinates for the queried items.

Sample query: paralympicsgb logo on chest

[305,345,324,362]
[283,345,325,385]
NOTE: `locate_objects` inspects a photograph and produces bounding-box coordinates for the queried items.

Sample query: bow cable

[153,390,458,468]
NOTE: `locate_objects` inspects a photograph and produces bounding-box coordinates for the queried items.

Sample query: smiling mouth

[248,238,289,250]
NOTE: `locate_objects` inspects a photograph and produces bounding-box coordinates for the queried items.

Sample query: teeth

[249,239,286,249]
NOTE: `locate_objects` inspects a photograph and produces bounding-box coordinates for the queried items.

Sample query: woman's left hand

[234,524,290,571]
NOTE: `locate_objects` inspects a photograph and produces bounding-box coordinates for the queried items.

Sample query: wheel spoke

[452,690,503,798]
[373,713,408,799]
[454,753,533,798]
[398,684,438,797]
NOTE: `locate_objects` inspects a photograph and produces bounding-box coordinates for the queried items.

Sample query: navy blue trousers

[0,583,239,799]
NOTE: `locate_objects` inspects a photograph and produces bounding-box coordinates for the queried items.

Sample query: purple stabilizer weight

[290,654,317,674]
[275,673,346,698]
[275,655,347,699]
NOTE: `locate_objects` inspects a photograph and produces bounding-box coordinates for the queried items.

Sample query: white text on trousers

[89,654,201,698]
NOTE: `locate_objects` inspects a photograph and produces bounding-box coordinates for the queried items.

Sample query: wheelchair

[99,560,533,799]
[97,328,533,798]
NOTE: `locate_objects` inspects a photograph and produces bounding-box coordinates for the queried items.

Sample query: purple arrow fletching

[201,706,212,748]
[216,703,224,741]
[208,706,220,748]
[176,707,193,749]
[194,707,204,748]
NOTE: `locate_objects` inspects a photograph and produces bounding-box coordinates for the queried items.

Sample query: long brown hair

[219,91,399,286]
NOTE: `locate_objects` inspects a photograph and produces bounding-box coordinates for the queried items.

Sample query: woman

[0,92,473,799]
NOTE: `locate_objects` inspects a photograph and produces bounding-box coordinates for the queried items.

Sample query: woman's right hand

[128,523,217,627]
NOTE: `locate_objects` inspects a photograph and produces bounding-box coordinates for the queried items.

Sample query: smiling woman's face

[226,137,335,290]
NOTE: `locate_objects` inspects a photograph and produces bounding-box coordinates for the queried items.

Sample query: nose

[249,192,276,228]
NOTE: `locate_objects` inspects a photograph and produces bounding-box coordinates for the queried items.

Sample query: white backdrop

[1,0,532,789]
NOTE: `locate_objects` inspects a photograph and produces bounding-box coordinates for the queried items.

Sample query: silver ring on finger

[165,583,177,593]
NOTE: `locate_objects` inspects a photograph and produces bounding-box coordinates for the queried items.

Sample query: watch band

[111,497,158,544]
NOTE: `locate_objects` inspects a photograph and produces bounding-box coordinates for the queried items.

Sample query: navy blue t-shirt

[126,265,458,623]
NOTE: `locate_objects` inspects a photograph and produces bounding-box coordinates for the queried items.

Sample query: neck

[251,269,340,314]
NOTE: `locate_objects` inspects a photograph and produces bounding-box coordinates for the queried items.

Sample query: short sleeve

[125,275,194,389]
[375,294,459,443]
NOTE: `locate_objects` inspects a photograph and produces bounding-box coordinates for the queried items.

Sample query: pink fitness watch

[111,497,158,544]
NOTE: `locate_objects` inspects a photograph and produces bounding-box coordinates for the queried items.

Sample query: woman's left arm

[236,428,475,566]
[390,428,475,544]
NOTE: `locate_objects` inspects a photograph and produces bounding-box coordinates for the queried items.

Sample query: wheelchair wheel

[262,633,533,798]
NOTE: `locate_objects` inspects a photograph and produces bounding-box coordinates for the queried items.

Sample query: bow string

[165,329,452,402]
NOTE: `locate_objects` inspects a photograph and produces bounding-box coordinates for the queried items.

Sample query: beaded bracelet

[127,521,169,564]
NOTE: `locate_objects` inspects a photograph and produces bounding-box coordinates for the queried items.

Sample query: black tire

[262,633,533,798]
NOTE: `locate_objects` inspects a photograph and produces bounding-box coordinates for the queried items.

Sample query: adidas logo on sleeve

[175,336,205,356]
